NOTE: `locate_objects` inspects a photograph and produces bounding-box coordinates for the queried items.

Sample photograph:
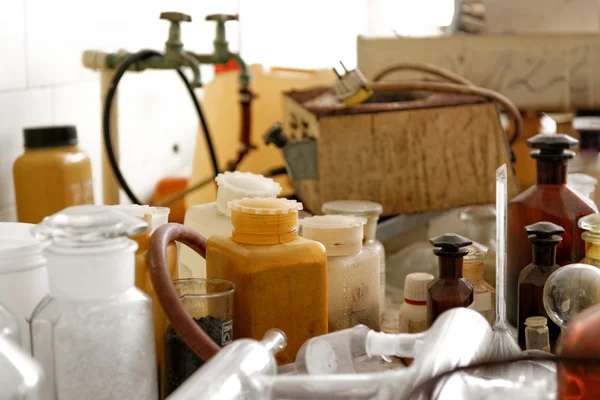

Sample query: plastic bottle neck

[536,159,568,185]
[438,256,464,279]
[231,210,299,245]
[531,243,557,267]
[44,238,137,300]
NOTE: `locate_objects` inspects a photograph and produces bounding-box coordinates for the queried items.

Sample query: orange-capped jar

[13,126,94,223]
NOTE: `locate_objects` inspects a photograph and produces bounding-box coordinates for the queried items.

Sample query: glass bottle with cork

[426,233,474,328]
[301,215,380,332]
[578,213,600,268]
[460,206,496,288]
[205,198,328,364]
[517,221,564,349]
[524,316,550,352]
[463,242,496,325]
[507,132,597,327]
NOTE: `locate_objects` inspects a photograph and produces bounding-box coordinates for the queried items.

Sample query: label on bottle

[221,320,233,346]
[352,284,370,312]
[407,319,427,333]
[473,292,492,312]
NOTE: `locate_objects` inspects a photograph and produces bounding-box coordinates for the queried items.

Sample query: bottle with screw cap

[398,272,434,334]
[579,213,600,268]
[301,215,381,331]
[463,242,496,325]
[518,221,564,349]
[206,198,327,364]
[525,316,550,352]
[427,233,474,328]
[13,125,94,224]
[507,133,597,328]
[181,171,282,279]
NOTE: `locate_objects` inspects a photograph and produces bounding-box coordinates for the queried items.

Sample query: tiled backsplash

[0,0,237,221]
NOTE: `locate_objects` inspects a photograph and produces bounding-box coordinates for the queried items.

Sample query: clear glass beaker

[161,278,235,398]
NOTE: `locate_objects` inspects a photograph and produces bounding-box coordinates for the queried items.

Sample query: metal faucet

[101,12,250,90]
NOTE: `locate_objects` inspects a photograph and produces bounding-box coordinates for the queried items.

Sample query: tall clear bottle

[30,205,158,399]
[517,221,563,349]
[570,116,600,206]
[507,133,597,326]
[460,206,496,287]
[578,213,600,268]
[426,234,474,328]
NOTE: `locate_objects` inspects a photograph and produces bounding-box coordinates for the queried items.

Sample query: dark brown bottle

[517,221,563,350]
[426,233,474,328]
[507,133,597,327]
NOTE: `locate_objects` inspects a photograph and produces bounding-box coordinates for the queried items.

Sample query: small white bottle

[180,171,282,278]
[398,273,434,334]
[301,215,381,331]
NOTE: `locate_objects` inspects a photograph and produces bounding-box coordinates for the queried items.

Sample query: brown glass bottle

[517,221,563,350]
[426,233,474,328]
[507,133,597,327]
[557,303,600,400]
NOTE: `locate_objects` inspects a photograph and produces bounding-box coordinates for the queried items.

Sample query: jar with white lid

[321,200,386,316]
[301,215,381,331]
[398,272,434,334]
[0,222,48,351]
[30,205,158,399]
[180,171,281,279]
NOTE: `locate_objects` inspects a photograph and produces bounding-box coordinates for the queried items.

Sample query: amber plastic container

[13,126,94,223]
[206,198,328,364]
[557,303,600,400]
[507,133,597,326]
[517,221,563,350]
[426,233,474,328]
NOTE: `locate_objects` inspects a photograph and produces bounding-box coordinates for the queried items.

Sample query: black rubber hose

[103,49,220,205]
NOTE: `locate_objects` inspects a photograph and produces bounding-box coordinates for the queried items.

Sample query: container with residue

[463,242,496,325]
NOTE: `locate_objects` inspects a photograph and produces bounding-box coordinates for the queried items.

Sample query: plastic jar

[398,272,434,334]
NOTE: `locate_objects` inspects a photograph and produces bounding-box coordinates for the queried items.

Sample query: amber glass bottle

[517,221,563,349]
[426,233,474,328]
[507,133,597,326]
[557,303,600,400]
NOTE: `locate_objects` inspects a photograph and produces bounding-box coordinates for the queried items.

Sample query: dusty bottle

[460,206,497,288]
[524,316,550,352]
[507,133,597,327]
[30,205,158,399]
[398,272,434,334]
[570,116,600,206]
[463,242,496,325]
[517,221,563,349]
[426,233,474,328]
[206,198,328,364]
[578,213,600,268]
[301,215,380,331]
[180,171,281,279]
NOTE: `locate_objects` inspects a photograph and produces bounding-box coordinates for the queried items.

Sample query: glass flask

[518,221,563,349]
[464,242,496,325]
[570,116,600,206]
[0,334,47,400]
[460,206,497,288]
[301,215,380,331]
[507,133,597,327]
[30,205,158,399]
[579,213,600,268]
[398,272,434,334]
[161,278,234,398]
[321,200,386,318]
[426,233,474,328]
[525,316,551,352]
[206,198,328,365]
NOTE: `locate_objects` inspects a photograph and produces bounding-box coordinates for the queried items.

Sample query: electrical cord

[102,49,220,205]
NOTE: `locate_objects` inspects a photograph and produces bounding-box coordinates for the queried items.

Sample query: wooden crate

[282,88,520,216]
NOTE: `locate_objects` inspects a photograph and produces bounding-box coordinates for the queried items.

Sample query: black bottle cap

[527,133,577,161]
[525,221,564,245]
[23,126,78,149]
[263,122,289,148]
[429,233,472,258]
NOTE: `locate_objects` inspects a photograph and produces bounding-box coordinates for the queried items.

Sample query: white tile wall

[0,0,238,220]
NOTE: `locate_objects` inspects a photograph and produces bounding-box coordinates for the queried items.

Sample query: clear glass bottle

[570,116,600,206]
[463,243,496,325]
[0,334,46,399]
[398,272,434,334]
[321,200,386,317]
[206,198,328,365]
[579,213,600,268]
[460,206,497,288]
[426,234,474,328]
[507,133,597,327]
[301,215,381,331]
[524,316,550,352]
[30,205,158,399]
[180,171,281,279]
[518,221,563,349]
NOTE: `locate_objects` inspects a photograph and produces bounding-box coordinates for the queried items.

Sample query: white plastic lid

[301,215,365,256]
[111,205,170,232]
[0,239,45,274]
[321,200,383,218]
[404,272,434,303]
[573,116,600,131]
[216,172,282,216]
[229,197,302,215]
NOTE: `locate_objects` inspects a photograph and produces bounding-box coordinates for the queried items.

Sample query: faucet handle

[205,14,237,23]
[160,12,192,23]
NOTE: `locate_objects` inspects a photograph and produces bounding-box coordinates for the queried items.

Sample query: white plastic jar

[398,272,434,334]
[301,215,381,331]
[0,222,48,351]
